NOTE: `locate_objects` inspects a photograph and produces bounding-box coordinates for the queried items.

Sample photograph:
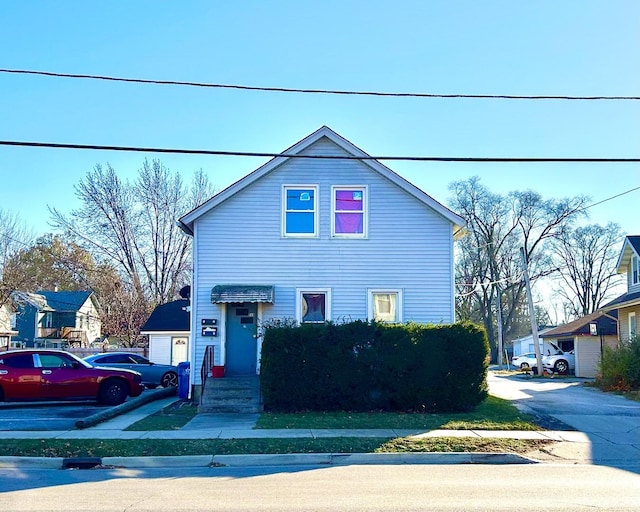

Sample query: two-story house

[178,126,465,396]
[603,235,640,341]
[13,290,102,348]
[0,300,18,350]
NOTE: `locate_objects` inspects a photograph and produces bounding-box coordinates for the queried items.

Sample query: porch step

[199,376,263,413]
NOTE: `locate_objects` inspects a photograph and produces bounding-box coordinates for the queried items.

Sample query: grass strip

[256,396,539,431]
[0,437,550,458]
[125,401,198,431]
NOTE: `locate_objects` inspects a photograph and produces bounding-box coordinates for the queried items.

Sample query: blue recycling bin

[177,361,191,399]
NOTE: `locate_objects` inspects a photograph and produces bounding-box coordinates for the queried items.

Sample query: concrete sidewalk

[0,396,598,468]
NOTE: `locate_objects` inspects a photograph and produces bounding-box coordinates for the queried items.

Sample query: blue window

[283,186,318,237]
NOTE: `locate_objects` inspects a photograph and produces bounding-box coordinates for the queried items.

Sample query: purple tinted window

[334,189,364,235]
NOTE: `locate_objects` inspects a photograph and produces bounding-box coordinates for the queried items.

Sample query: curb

[0,452,538,469]
[74,387,177,429]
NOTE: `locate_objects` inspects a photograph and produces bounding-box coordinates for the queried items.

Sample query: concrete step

[199,376,263,413]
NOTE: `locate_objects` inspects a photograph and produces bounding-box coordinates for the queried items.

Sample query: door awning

[211,285,275,304]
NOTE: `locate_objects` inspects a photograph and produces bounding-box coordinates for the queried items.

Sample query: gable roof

[602,290,640,311]
[15,290,95,312]
[615,235,640,273]
[37,290,94,311]
[178,126,465,235]
[140,299,190,333]
[540,310,618,338]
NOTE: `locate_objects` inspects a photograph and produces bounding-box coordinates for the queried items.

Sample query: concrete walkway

[0,395,600,469]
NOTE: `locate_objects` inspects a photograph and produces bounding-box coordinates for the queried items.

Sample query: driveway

[488,371,640,472]
[0,402,108,431]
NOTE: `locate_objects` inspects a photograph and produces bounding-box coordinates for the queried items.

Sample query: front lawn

[126,395,539,432]
[256,396,540,431]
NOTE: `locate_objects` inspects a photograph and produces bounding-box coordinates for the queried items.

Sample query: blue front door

[225,303,258,376]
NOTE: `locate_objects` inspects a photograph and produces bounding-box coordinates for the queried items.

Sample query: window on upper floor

[368,290,402,323]
[632,255,639,285]
[332,186,367,238]
[283,185,318,237]
[297,288,331,324]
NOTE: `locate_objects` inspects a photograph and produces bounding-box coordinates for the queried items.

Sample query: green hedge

[597,336,640,391]
[260,320,489,413]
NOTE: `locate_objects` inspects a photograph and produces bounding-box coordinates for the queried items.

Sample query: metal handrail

[201,345,215,392]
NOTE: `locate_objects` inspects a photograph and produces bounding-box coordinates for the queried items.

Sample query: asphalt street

[0,464,638,511]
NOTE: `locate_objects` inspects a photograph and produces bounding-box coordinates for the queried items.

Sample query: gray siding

[191,137,456,381]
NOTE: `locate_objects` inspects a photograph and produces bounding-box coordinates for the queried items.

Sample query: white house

[140,299,190,366]
[179,126,465,396]
[0,301,18,350]
[510,328,555,357]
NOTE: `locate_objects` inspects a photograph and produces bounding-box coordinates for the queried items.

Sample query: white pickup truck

[542,342,575,375]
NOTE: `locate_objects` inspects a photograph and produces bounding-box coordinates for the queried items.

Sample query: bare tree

[50,160,214,305]
[0,209,34,307]
[551,223,623,318]
[449,177,588,359]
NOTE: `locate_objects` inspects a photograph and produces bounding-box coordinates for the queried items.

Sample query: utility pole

[521,247,543,375]
[495,285,504,368]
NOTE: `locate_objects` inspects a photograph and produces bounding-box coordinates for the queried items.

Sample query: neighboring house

[602,235,640,342]
[539,311,618,378]
[140,299,190,366]
[510,327,555,357]
[178,126,465,396]
[0,300,19,350]
[13,290,101,348]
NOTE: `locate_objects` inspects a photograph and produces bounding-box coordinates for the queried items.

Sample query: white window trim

[282,184,319,238]
[632,255,639,285]
[296,288,331,324]
[367,289,403,323]
[331,185,368,238]
[629,312,637,340]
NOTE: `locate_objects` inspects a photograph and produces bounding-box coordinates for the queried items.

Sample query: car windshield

[547,343,564,355]
[55,351,93,369]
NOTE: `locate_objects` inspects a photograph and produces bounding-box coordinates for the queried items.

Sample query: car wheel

[98,379,128,405]
[531,366,537,374]
[554,359,569,375]
[520,362,530,370]
[161,371,178,388]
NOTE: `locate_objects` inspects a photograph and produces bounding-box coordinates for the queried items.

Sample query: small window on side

[297,289,331,324]
[368,290,402,323]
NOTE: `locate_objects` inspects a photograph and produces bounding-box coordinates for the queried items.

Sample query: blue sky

[1,0,638,240]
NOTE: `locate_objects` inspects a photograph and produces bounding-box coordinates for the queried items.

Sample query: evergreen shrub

[260,320,489,413]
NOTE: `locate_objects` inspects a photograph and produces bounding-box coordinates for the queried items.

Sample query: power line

[1,140,639,163]
[2,68,639,101]
[577,186,640,213]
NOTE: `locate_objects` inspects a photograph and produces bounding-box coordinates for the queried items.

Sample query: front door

[225,303,258,376]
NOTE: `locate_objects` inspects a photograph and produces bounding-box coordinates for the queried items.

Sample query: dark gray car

[84,352,178,388]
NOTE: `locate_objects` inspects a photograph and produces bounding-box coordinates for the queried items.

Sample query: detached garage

[141,299,190,366]
[540,311,618,378]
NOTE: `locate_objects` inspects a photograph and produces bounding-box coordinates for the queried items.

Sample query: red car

[0,349,144,405]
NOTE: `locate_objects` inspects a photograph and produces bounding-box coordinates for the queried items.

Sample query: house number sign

[202,318,218,336]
